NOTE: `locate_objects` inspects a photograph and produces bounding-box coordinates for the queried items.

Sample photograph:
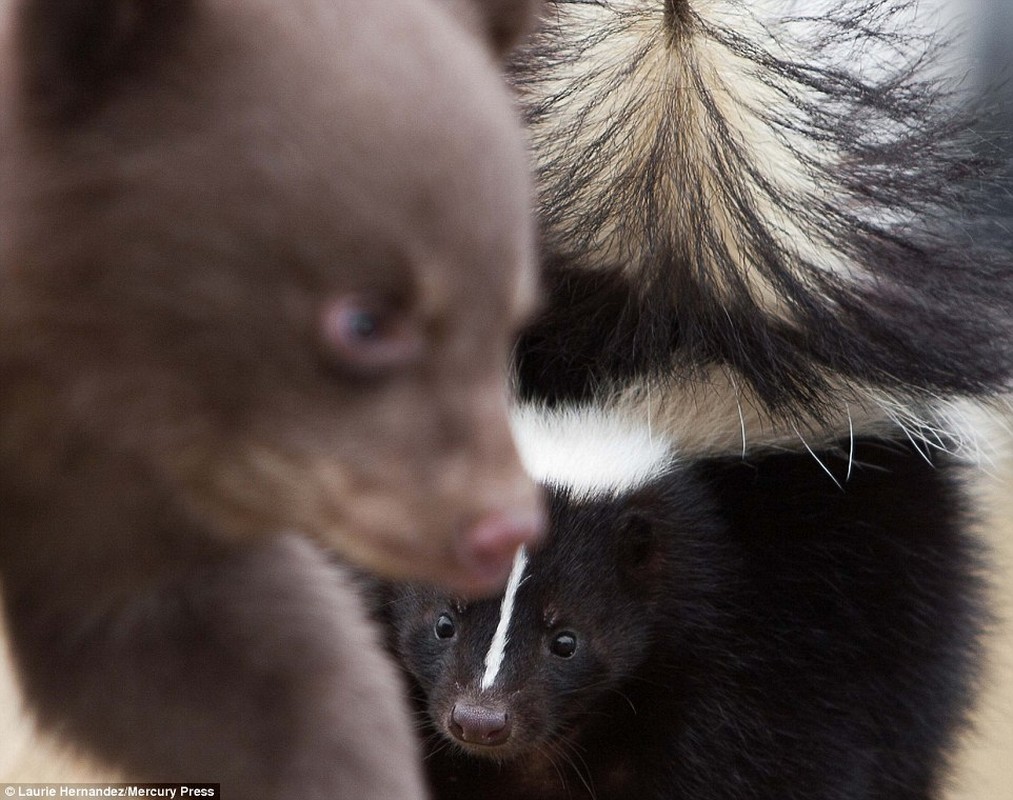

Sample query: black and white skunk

[381,2,1011,797]
[383,405,986,800]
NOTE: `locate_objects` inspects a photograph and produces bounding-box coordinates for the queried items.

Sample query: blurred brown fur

[0,0,542,795]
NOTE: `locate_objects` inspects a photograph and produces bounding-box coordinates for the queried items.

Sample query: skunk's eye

[320,294,423,375]
[434,614,456,640]
[550,631,577,659]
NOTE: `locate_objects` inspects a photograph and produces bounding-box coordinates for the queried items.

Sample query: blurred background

[948,1,1013,798]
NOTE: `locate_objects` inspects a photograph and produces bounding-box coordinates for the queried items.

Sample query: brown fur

[0,0,542,794]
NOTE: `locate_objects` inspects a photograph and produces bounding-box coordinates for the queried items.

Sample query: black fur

[510,0,1013,416]
[424,3,1005,797]
[384,438,986,800]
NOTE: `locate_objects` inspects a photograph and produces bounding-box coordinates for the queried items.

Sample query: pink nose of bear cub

[456,510,544,595]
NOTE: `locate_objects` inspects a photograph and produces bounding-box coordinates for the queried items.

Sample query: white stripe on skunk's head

[509,403,677,497]
[480,545,529,690]
[477,403,676,693]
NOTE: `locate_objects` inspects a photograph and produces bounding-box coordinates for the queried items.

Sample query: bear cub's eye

[320,293,423,375]
[345,308,380,339]
[550,631,577,659]
[434,613,456,640]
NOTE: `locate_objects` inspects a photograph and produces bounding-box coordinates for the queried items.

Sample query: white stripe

[480,546,529,690]
[510,404,676,498]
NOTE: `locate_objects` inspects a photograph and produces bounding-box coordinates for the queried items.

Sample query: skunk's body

[384,407,986,800]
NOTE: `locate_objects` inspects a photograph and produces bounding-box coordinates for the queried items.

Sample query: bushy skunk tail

[511,0,1013,425]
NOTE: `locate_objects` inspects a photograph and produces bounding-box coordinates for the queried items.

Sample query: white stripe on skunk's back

[510,404,677,497]
[480,546,529,690]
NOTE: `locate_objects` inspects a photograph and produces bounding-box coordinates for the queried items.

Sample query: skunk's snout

[449,701,512,747]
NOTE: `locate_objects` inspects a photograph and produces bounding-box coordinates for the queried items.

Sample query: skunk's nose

[449,701,512,746]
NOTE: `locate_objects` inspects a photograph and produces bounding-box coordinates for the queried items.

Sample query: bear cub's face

[0,0,544,595]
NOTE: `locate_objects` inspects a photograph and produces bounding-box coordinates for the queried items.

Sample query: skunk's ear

[618,511,662,578]
[444,0,541,57]
[14,0,193,123]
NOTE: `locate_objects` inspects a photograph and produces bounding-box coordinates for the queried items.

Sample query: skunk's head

[386,405,718,759]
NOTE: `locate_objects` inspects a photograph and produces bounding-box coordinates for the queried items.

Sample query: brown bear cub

[0,0,544,796]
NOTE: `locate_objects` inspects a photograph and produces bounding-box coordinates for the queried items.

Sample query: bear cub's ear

[442,0,542,57]
[14,0,192,123]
